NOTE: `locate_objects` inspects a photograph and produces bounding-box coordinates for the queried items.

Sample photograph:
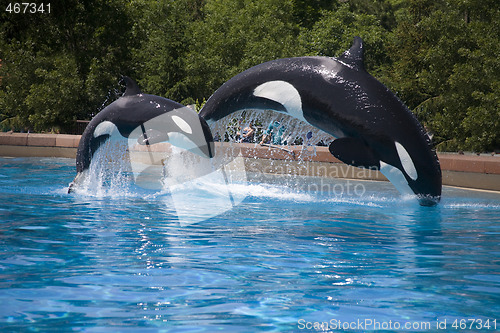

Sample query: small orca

[69,77,214,192]
[199,37,442,205]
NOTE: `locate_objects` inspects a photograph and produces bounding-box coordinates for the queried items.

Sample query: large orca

[69,77,214,192]
[199,37,442,206]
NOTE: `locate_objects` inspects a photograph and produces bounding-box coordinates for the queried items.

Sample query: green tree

[25,54,84,132]
[130,0,204,104]
[387,0,499,151]
[290,0,338,29]
[0,40,41,131]
[1,0,497,151]
[183,0,305,102]
[347,0,397,30]
[0,0,135,132]
[302,4,390,73]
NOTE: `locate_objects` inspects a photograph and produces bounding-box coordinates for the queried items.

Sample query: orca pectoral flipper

[329,137,380,169]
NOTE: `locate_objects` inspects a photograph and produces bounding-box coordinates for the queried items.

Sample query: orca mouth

[128,107,215,159]
[135,128,213,159]
[199,116,215,158]
[417,194,440,207]
[410,174,442,206]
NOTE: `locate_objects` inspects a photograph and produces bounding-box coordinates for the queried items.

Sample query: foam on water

[71,138,135,198]
[210,109,336,146]
[64,112,500,219]
[71,149,500,214]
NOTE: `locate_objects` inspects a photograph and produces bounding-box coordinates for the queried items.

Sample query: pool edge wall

[1,133,499,192]
[0,133,79,159]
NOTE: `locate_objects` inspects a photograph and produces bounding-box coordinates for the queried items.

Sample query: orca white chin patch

[395,142,418,181]
[94,121,120,138]
[167,132,200,152]
[379,161,415,198]
[253,80,305,122]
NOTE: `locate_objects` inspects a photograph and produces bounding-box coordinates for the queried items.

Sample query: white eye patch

[395,142,418,181]
[93,121,119,137]
[171,115,193,134]
[253,80,305,122]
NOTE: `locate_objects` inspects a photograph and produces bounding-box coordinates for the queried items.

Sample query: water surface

[1,157,499,332]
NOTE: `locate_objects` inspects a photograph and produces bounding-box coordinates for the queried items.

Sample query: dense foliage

[0,0,498,151]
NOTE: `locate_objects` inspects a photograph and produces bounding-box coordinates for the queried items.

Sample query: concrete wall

[1,132,499,191]
[235,143,500,191]
[0,133,80,158]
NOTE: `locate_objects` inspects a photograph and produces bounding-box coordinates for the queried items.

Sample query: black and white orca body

[200,37,442,205]
[69,77,214,192]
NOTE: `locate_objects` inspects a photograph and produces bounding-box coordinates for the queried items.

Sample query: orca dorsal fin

[338,36,364,70]
[121,76,142,96]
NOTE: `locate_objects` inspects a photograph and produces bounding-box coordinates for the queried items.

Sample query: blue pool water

[1,157,499,332]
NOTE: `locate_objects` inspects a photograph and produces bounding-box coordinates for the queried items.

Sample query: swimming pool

[1,157,499,332]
